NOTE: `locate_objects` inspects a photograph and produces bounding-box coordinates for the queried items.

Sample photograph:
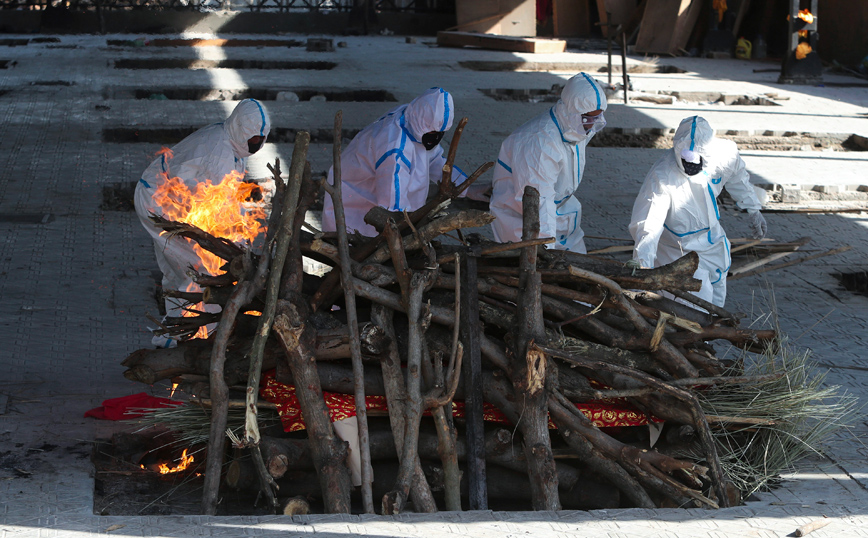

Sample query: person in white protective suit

[134,99,271,347]
[489,72,608,253]
[321,87,474,237]
[628,115,768,308]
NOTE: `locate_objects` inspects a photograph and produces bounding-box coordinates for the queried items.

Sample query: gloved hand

[625,259,642,275]
[748,210,767,239]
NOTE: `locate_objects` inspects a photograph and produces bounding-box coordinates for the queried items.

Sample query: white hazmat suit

[134,99,271,345]
[629,116,765,307]
[490,73,608,253]
[322,87,467,237]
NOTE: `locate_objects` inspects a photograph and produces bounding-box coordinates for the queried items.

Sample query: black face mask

[248,138,264,154]
[421,131,444,151]
[682,156,704,176]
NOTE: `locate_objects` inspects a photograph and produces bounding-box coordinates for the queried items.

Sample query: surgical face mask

[682,156,704,176]
[247,137,265,154]
[580,112,606,134]
[421,131,444,151]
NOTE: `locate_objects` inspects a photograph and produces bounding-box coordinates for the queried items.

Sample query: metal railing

[1,0,453,12]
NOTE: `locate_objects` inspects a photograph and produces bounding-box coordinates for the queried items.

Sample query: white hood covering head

[404,87,454,141]
[320,87,467,236]
[224,99,272,159]
[673,116,714,173]
[553,73,608,143]
[628,114,765,308]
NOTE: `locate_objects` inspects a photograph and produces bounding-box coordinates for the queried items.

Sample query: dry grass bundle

[128,403,282,450]
[694,335,860,496]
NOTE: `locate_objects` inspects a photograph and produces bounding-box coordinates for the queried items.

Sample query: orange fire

[158,449,194,474]
[151,151,267,339]
[788,8,815,37]
[797,9,814,24]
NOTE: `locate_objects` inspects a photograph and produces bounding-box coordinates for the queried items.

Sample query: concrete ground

[1,32,867,537]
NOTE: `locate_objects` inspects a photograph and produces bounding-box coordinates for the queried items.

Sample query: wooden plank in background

[634,0,702,55]
[454,0,536,37]
[437,31,568,53]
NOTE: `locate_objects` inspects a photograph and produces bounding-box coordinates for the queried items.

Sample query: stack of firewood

[123,113,785,516]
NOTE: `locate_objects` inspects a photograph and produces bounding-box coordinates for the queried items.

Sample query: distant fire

[152,149,267,339]
[788,9,815,38]
[796,8,814,24]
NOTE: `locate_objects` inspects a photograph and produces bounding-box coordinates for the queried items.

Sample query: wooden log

[350,276,511,372]
[422,252,463,512]
[728,245,852,281]
[382,268,437,514]
[122,325,388,386]
[481,371,656,508]
[728,236,811,275]
[510,186,560,511]
[542,348,730,507]
[202,247,271,515]
[273,299,353,513]
[366,210,495,266]
[323,110,374,513]
[282,496,311,516]
[459,249,487,510]
[548,391,715,509]
[309,135,492,313]
[539,249,703,291]
[370,305,438,512]
[149,214,245,263]
[231,427,613,508]
[567,265,698,379]
[436,31,567,53]
[243,136,310,502]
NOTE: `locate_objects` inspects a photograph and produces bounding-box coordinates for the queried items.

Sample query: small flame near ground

[141,448,194,474]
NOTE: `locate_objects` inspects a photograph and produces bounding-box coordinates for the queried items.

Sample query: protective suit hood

[673,116,714,174]
[553,73,608,143]
[404,87,454,141]
[224,99,271,159]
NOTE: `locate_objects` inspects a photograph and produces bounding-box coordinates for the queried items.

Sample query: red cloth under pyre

[84,392,183,421]
[259,371,659,432]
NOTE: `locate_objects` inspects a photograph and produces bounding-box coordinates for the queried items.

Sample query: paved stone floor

[0,33,867,537]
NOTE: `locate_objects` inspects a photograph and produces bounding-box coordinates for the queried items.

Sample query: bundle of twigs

[122,112,850,516]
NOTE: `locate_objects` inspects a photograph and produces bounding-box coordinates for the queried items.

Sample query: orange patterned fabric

[260,370,659,433]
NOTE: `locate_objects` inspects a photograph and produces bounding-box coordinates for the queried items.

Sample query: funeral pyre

[122,114,857,516]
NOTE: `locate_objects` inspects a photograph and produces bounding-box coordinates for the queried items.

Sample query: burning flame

[151,150,267,339]
[169,382,179,398]
[788,9,815,37]
[158,449,194,474]
[244,310,262,316]
[152,167,266,276]
[796,41,813,60]
[797,9,814,24]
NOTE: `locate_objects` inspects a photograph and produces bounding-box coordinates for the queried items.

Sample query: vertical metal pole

[460,248,487,510]
[606,11,613,85]
[621,30,629,105]
[788,0,799,52]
